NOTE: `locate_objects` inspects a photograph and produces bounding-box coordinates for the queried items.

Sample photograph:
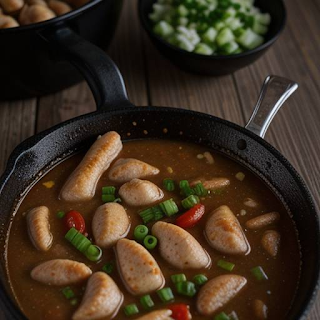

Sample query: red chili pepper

[64,210,86,233]
[169,304,191,320]
[176,204,205,229]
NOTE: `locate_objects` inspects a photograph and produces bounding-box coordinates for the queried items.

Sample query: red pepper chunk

[176,204,205,229]
[169,304,191,320]
[64,210,86,234]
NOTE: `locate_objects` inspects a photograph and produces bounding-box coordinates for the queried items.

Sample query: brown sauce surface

[7,139,301,320]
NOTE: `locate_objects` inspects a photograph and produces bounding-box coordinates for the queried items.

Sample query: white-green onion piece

[252,20,268,35]
[177,4,188,17]
[221,41,239,54]
[176,34,195,52]
[154,20,174,37]
[216,28,234,47]
[256,12,271,25]
[227,18,243,30]
[195,43,213,55]
[214,21,226,31]
[202,27,218,43]
[237,28,264,49]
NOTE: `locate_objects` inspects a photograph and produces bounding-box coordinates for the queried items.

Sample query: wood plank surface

[0,0,320,319]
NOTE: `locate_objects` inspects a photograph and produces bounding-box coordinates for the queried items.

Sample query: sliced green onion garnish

[217,259,235,272]
[193,274,208,285]
[193,183,208,197]
[179,180,194,196]
[57,211,65,219]
[65,227,78,242]
[215,312,230,320]
[181,195,200,209]
[123,303,139,316]
[229,311,239,320]
[251,266,268,281]
[72,232,91,253]
[85,245,102,262]
[62,287,75,299]
[140,294,154,310]
[143,235,158,250]
[114,197,122,203]
[163,178,175,191]
[102,194,116,203]
[102,262,114,274]
[153,206,165,221]
[70,298,78,306]
[171,273,187,284]
[102,186,116,195]
[139,208,154,224]
[175,281,197,297]
[159,198,179,217]
[157,287,174,302]
[134,225,149,242]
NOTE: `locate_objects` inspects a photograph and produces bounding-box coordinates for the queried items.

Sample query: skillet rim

[0,105,319,320]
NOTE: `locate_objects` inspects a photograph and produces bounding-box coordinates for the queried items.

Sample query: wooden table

[1,0,320,318]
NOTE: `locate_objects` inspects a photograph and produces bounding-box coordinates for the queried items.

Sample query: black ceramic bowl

[139,0,286,75]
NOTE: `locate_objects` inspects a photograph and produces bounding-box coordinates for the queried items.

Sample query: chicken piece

[246,212,280,230]
[27,206,53,252]
[152,221,211,269]
[48,0,71,15]
[0,0,24,13]
[197,275,247,316]
[72,272,123,320]
[191,177,230,190]
[261,230,280,257]
[116,239,164,295]
[205,205,250,255]
[136,310,173,320]
[108,158,160,183]
[253,299,268,319]
[119,179,164,206]
[0,15,19,28]
[92,203,130,248]
[60,131,122,202]
[19,4,56,25]
[31,259,92,286]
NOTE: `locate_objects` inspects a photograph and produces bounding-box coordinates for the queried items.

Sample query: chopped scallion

[102,262,114,274]
[217,259,235,272]
[102,186,116,195]
[70,298,78,306]
[171,273,187,284]
[57,211,65,219]
[102,194,116,203]
[157,287,174,302]
[159,198,179,217]
[134,225,149,242]
[251,266,268,281]
[175,281,197,297]
[124,303,139,316]
[179,180,194,197]
[139,208,154,224]
[215,312,230,320]
[229,311,239,320]
[114,197,122,203]
[143,235,158,250]
[62,287,75,299]
[235,172,245,181]
[85,245,102,262]
[193,183,208,196]
[65,227,78,242]
[163,178,175,191]
[193,274,208,285]
[153,206,165,221]
[140,294,154,310]
[181,195,200,209]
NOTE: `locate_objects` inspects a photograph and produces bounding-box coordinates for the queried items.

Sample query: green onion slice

[62,287,75,299]
[193,183,208,197]
[171,273,187,284]
[102,186,116,195]
[193,274,208,285]
[70,298,78,306]
[139,208,154,224]
[157,287,174,302]
[229,311,239,320]
[251,266,268,281]
[181,195,200,209]
[163,178,175,191]
[102,194,116,203]
[124,303,139,316]
[134,225,149,242]
[143,235,158,250]
[102,262,114,274]
[85,245,102,262]
[217,259,235,272]
[65,227,78,242]
[159,199,179,217]
[57,211,65,219]
[179,180,194,197]
[175,281,197,297]
[140,294,154,310]
[215,312,230,320]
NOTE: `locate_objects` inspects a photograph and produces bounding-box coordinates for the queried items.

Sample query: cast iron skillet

[0,31,319,319]
[0,0,122,100]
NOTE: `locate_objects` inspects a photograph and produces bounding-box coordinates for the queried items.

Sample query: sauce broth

[7,139,301,320]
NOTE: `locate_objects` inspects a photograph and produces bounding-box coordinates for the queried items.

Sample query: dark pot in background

[0,0,123,100]
[139,0,286,76]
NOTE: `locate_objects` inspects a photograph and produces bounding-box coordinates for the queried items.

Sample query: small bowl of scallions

[139,0,286,75]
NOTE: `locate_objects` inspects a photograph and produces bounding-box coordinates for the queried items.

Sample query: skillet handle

[245,75,298,138]
[41,27,131,110]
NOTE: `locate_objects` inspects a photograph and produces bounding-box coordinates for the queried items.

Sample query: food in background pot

[150,0,271,55]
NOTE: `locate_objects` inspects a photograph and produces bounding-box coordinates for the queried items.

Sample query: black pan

[0,32,319,319]
[0,0,122,100]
